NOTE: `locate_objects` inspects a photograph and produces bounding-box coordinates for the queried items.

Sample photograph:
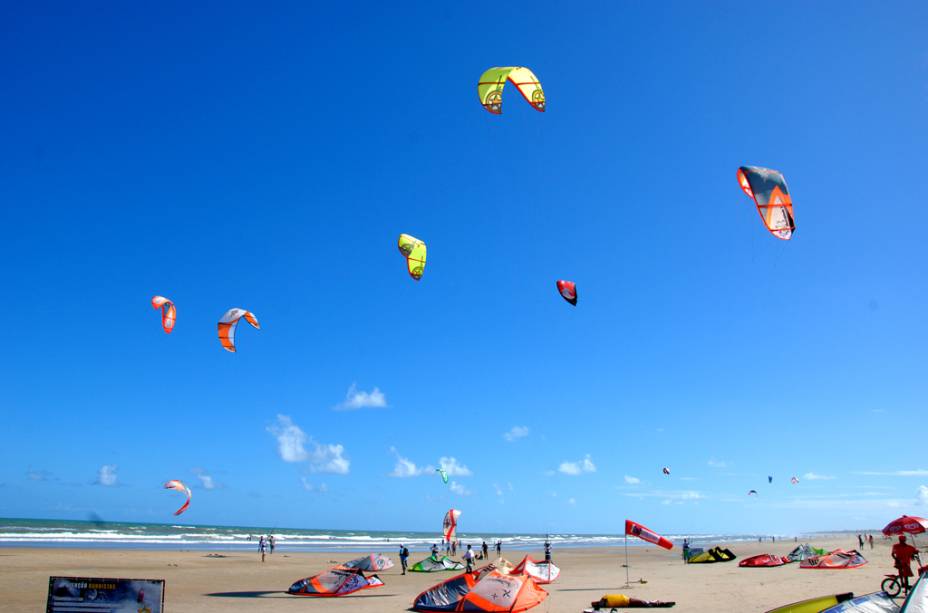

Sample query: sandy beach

[0,537,902,612]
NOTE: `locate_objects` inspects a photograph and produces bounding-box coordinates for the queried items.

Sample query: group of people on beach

[257,534,275,562]
[397,538,546,575]
[857,533,875,549]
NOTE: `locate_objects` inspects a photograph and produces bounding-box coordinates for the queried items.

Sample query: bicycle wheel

[882,576,902,598]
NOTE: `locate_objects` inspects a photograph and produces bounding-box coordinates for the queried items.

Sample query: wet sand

[0,537,899,612]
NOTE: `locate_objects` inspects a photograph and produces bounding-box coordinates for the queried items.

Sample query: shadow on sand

[205,591,281,598]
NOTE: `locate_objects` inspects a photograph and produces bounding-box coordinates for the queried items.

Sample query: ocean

[0,518,795,552]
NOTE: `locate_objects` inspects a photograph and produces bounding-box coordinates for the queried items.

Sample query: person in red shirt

[892,535,920,592]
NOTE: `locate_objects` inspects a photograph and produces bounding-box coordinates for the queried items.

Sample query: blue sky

[1,1,927,536]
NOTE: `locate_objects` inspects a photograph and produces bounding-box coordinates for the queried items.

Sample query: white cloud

[26,469,54,482]
[450,481,471,496]
[803,472,836,481]
[389,447,430,478]
[623,489,703,502]
[267,414,308,462]
[707,459,727,469]
[301,477,328,493]
[493,483,504,497]
[856,469,928,477]
[96,465,117,487]
[439,457,472,477]
[503,426,529,442]
[624,475,640,485]
[558,454,596,476]
[335,384,387,410]
[568,497,576,505]
[192,468,216,490]
[918,485,928,506]
[267,414,350,474]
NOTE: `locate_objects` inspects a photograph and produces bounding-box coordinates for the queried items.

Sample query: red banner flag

[625,519,673,550]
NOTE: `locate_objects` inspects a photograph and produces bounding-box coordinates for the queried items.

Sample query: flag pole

[624,533,630,587]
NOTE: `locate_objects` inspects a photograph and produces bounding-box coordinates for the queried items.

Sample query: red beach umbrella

[882,515,928,537]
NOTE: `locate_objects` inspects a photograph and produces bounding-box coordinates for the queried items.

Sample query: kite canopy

[800,549,867,570]
[737,166,795,240]
[902,573,928,612]
[687,547,737,564]
[337,554,394,572]
[443,508,461,543]
[410,555,465,573]
[748,490,758,496]
[766,594,855,613]
[662,467,671,476]
[398,234,427,280]
[556,280,577,306]
[413,565,548,612]
[510,556,560,584]
[819,591,899,612]
[791,476,800,485]
[739,554,790,568]
[163,480,191,516]
[478,67,545,115]
[151,296,176,334]
[787,544,827,563]
[883,515,928,537]
[437,468,449,484]
[287,568,384,597]
[768,476,773,484]
[217,308,260,352]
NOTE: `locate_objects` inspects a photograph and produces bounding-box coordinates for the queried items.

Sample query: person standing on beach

[544,539,552,562]
[451,540,457,557]
[482,540,489,560]
[258,535,266,563]
[683,538,690,564]
[431,543,439,557]
[268,535,275,554]
[464,545,475,572]
[869,534,874,549]
[892,535,919,593]
[858,534,864,550]
[496,540,502,557]
[399,545,409,575]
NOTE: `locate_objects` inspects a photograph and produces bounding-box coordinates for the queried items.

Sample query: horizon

[2,1,927,537]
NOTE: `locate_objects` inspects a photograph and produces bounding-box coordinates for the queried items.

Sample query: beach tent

[337,553,394,571]
[787,544,827,562]
[510,556,560,583]
[687,546,737,563]
[766,593,855,613]
[288,568,384,597]
[800,549,868,569]
[902,572,928,612]
[413,564,548,612]
[411,555,466,572]
[739,553,790,567]
[820,591,899,612]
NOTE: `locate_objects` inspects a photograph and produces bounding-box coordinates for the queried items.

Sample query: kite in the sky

[397,234,427,281]
[737,166,795,240]
[662,467,671,476]
[556,280,577,306]
[443,508,461,543]
[151,296,176,334]
[436,468,449,485]
[791,476,800,485]
[748,490,758,496]
[164,480,191,515]
[478,67,545,114]
[217,308,260,352]
[768,476,773,484]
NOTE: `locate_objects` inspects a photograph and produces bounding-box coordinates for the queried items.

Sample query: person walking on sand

[464,545,475,573]
[892,535,920,593]
[399,545,409,575]
[258,535,266,563]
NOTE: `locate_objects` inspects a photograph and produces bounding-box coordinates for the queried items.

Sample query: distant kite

[556,280,577,306]
[164,480,191,515]
[662,467,671,476]
[791,476,800,485]
[151,296,176,334]
[478,67,545,114]
[737,166,795,240]
[436,468,449,485]
[217,308,260,352]
[748,490,758,496]
[397,234,427,281]
[768,476,773,484]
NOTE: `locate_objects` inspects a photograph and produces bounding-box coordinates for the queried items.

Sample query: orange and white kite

[217,308,260,352]
[151,296,176,334]
[164,480,191,515]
